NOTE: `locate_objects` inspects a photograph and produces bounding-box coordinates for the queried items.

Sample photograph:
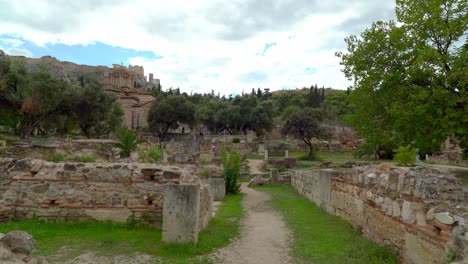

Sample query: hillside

[0,50,148,87]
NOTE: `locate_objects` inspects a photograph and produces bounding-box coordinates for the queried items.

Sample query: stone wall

[0,158,191,224]
[290,165,467,263]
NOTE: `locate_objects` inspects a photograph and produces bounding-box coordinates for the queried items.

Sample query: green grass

[46,154,65,163]
[317,150,355,162]
[255,186,399,264]
[0,194,244,263]
[247,153,264,159]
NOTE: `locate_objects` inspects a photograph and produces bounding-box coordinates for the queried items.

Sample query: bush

[393,145,416,166]
[114,126,143,158]
[138,144,164,163]
[47,154,65,163]
[221,144,242,194]
[232,137,241,143]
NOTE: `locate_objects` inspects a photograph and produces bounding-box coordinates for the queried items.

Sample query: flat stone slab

[31,141,61,148]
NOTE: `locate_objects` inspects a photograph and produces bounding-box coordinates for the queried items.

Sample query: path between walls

[247,159,265,175]
[209,183,293,264]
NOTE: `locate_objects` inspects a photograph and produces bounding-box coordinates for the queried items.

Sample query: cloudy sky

[0,0,396,95]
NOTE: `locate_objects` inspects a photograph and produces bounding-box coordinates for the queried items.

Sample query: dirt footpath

[210,183,292,264]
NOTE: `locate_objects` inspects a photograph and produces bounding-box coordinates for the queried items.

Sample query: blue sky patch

[0,35,162,67]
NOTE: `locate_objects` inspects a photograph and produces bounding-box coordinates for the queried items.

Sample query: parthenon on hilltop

[104,64,160,129]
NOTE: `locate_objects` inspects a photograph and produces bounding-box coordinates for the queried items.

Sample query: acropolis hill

[0,50,159,128]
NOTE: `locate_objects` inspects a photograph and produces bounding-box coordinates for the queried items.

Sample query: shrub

[221,144,242,194]
[114,126,143,158]
[393,145,416,166]
[232,137,241,143]
[138,144,164,163]
[47,154,65,163]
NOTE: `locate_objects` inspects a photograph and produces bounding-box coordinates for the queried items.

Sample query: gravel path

[210,183,292,264]
[247,159,265,174]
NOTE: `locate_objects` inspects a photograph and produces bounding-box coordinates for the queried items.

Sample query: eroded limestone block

[210,178,225,201]
[404,232,445,264]
[85,209,132,223]
[434,212,455,225]
[162,184,200,244]
[0,230,35,254]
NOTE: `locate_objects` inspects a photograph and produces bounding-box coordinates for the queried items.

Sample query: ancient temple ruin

[104,64,156,129]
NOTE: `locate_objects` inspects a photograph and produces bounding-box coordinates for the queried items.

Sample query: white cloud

[0,0,396,95]
[6,47,32,57]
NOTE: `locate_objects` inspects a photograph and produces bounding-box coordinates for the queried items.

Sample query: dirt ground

[209,183,292,264]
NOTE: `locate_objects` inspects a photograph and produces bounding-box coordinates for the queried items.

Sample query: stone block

[85,209,132,223]
[404,232,445,264]
[210,178,225,201]
[162,184,200,244]
[434,212,454,225]
[402,201,415,223]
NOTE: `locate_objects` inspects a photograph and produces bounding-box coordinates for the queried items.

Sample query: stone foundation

[290,165,467,263]
[0,158,191,224]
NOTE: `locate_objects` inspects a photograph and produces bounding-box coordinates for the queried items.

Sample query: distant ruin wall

[0,158,188,224]
[290,166,467,264]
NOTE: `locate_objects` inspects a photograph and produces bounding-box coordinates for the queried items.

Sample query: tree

[337,0,467,156]
[147,95,195,140]
[71,79,123,138]
[282,108,328,160]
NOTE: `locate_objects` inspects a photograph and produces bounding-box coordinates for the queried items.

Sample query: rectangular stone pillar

[210,178,226,201]
[162,184,200,244]
[285,150,289,158]
[264,150,268,161]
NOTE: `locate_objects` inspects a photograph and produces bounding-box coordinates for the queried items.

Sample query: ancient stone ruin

[0,158,224,245]
[290,165,468,263]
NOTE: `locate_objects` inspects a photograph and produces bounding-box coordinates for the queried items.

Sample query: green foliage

[221,145,242,194]
[337,0,468,156]
[138,144,164,163]
[256,186,399,264]
[71,79,123,138]
[232,137,241,143]
[147,95,195,140]
[280,105,301,120]
[47,154,65,163]
[114,127,142,158]
[76,155,96,163]
[282,108,328,160]
[393,145,417,166]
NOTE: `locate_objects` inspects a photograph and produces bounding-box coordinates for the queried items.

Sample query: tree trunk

[303,138,315,161]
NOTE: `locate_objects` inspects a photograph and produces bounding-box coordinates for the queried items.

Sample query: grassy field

[0,194,244,263]
[256,186,399,264]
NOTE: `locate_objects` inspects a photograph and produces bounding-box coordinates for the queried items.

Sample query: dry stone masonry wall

[290,165,467,264]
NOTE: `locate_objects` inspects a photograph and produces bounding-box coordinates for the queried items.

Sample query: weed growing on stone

[46,154,65,163]
[256,186,400,264]
[76,155,96,163]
